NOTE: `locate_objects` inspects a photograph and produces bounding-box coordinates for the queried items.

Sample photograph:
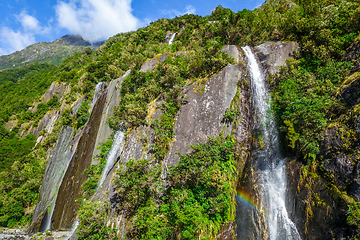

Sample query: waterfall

[39,200,55,232]
[168,32,177,45]
[90,82,106,112]
[65,219,79,240]
[99,130,125,187]
[65,131,124,239]
[240,46,301,240]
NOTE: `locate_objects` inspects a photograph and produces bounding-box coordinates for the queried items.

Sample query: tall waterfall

[240,46,301,240]
[168,32,177,45]
[99,130,125,187]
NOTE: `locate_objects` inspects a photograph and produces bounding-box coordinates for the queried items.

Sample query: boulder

[139,54,168,73]
[254,41,299,74]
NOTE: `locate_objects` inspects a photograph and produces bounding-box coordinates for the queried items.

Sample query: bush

[77,201,117,240]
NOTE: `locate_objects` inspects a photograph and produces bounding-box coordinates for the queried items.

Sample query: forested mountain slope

[1,0,360,239]
[0,34,103,71]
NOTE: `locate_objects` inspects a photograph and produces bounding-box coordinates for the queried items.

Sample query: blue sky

[0,0,264,56]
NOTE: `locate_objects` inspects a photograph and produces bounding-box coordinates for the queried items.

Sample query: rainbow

[235,189,259,211]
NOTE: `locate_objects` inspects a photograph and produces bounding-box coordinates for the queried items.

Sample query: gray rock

[70,96,86,117]
[254,41,299,74]
[139,54,168,73]
[51,89,108,230]
[164,31,173,43]
[40,82,69,104]
[337,72,360,107]
[31,111,60,137]
[323,153,354,187]
[221,45,243,64]
[164,63,243,168]
[30,126,75,232]
[350,178,360,201]
[4,119,18,131]
[92,70,131,164]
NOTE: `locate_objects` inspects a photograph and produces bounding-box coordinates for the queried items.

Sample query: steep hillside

[0,35,104,71]
[1,0,360,239]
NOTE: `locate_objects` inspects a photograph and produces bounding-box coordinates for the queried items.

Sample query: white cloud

[16,11,52,34]
[17,12,40,31]
[0,12,51,56]
[55,0,140,42]
[161,5,196,18]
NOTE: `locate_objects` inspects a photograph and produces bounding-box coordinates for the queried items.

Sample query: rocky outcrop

[83,45,251,239]
[4,119,18,131]
[337,72,360,107]
[139,54,168,73]
[40,82,70,104]
[285,72,360,239]
[70,96,85,117]
[51,89,108,230]
[254,41,299,74]
[31,111,60,137]
[29,126,76,232]
[164,63,245,168]
[92,70,131,163]
[221,45,243,64]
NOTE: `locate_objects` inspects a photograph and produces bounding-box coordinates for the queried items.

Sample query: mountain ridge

[0,34,104,71]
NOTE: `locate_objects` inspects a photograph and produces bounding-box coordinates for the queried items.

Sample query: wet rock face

[51,89,108,230]
[254,41,299,74]
[337,72,360,107]
[164,63,244,167]
[92,70,131,163]
[29,126,75,232]
[286,160,353,240]
[320,116,360,196]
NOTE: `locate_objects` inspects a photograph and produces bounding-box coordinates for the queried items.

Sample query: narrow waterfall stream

[65,130,125,239]
[90,82,106,112]
[240,46,301,240]
[168,32,177,45]
[99,130,125,187]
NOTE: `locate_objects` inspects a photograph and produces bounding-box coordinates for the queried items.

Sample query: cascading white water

[65,219,79,240]
[168,32,177,45]
[66,131,124,238]
[90,82,106,112]
[99,130,125,187]
[242,46,301,240]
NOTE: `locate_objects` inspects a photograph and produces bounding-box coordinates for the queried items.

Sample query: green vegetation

[0,39,89,71]
[0,127,59,227]
[77,201,118,240]
[0,63,55,86]
[348,202,360,227]
[82,136,114,199]
[271,58,352,160]
[114,136,237,239]
[0,0,360,235]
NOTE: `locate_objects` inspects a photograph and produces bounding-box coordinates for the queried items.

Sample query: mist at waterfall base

[236,46,301,240]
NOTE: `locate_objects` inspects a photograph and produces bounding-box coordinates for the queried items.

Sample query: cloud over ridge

[56,0,140,42]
